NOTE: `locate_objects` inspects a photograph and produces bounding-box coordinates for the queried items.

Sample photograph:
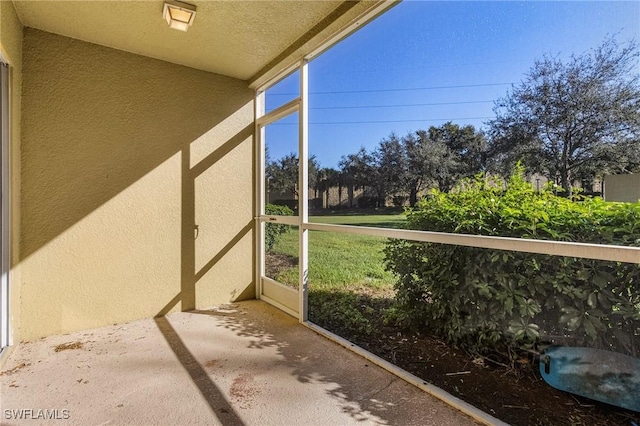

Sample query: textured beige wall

[0,0,23,346]
[19,29,255,341]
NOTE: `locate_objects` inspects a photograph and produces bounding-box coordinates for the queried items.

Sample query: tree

[424,123,487,191]
[402,132,429,206]
[266,153,320,198]
[316,167,343,208]
[339,147,375,207]
[415,129,459,193]
[488,38,640,194]
[429,122,487,177]
[399,124,487,204]
[371,133,407,207]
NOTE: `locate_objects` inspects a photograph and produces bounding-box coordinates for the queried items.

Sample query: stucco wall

[19,29,255,341]
[604,174,640,203]
[0,0,23,346]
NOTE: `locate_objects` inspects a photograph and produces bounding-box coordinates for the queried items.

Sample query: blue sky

[265,1,640,169]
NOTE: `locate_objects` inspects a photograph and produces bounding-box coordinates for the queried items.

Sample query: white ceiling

[12,0,374,82]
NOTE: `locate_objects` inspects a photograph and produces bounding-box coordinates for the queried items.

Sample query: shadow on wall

[21,29,252,259]
[165,134,254,315]
[18,28,255,335]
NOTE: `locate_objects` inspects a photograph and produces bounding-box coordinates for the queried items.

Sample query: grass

[266,212,405,290]
[265,212,407,339]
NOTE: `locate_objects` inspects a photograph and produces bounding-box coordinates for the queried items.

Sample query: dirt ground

[264,252,298,283]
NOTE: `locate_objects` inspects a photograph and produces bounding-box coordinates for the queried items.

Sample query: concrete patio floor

[1,300,480,425]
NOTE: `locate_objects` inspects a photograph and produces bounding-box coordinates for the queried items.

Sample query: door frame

[0,56,11,351]
[254,61,309,321]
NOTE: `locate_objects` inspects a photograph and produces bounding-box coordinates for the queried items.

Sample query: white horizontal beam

[304,223,640,264]
[256,98,300,127]
[252,63,300,92]
[260,215,300,227]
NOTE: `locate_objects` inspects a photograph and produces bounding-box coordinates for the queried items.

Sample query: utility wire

[309,100,494,110]
[269,82,514,96]
[309,59,530,76]
[270,117,493,125]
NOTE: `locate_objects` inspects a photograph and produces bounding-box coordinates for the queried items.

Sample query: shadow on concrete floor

[1,301,475,425]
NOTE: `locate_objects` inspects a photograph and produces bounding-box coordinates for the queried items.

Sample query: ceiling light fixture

[163,1,196,32]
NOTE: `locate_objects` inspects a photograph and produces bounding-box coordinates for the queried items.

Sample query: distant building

[604,174,640,203]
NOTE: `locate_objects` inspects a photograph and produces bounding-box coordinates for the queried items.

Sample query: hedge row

[384,166,640,356]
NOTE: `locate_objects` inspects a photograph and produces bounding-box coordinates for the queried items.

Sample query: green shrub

[265,203,293,251]
[384,165,640,356]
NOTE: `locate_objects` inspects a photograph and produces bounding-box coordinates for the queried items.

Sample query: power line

[309,100,494,110]
[270,117,493,125]
[310,59,530,76]
[268,82,515,96]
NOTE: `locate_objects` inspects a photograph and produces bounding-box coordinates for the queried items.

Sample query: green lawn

[266,213,405,290]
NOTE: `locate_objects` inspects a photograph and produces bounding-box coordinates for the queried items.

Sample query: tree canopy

[333,124,487,206]
[488,38,640,194]
[266,153,320,198]
[266,37,639,205]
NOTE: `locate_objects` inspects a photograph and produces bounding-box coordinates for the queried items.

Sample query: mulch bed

[310,292,640,426]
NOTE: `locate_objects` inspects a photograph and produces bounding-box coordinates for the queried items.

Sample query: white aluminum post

[255,90,266,300]
[0,61,9,349]
[298,60,309,322]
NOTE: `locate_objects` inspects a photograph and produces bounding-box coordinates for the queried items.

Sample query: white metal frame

[255,66,307,318]
[254,59,640,421]
[306,223,640,264]
[254,90,265,302]
[252,2,640,422]
[253,5,640,323]
[252,0,408,322]
[298,61,309,321]
[0,58,11,350]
